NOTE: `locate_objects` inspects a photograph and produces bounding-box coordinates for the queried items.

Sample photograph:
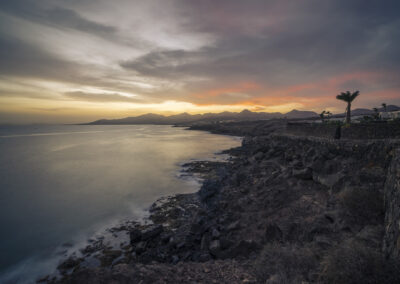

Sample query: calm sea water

[0,125,240,283]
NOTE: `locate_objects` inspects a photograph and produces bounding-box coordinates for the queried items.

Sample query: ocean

[0,124,240,283]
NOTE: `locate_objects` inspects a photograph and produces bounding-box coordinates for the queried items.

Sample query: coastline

[45,121,400,283]
[0,125,241,284]
[40,129,245,283]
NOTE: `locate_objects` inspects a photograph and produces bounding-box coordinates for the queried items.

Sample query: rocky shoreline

[44,121,400,283]
[43,150,257,283]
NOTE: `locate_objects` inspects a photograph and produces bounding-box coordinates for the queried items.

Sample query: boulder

[141,225,164,240]
[220,237,234,250]
[189,223,203,235]
[254,152,264,161]
[265,223,283,242]
[129,228,142,244]
[209,240,221,257]
[135,241,147,254]
[291,159,303,168]
[57,257,82,270]
[198,253,211,262]
[211,228,220,239]
[200,234,211,251]
[223,240,261,258]
[293,167,313,180]
[227,220,241,231]
[199,180,221,201]
[99,250,123,266]
[314,236,334,249]
[171,255,179,264]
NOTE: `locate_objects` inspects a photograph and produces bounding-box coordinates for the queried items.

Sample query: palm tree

[373,107,380,121]
[382,103,387,113]
[320,110,333,123]
[320,110,326,122]
[336,91,360,124]
[326,111,332,119]
[381,103,390,120]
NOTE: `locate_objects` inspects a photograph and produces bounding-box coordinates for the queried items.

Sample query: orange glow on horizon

[1,71,399,124]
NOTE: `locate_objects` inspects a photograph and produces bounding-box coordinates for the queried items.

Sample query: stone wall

[341,123,400,140]
[383,148,400,259]
[286,122,400,140]
[286,123,339,139]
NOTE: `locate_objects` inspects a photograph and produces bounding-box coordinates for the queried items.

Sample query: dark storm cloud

[122,0,400,91]
[121,36,268,82]
[0,0,117,39]
[42,7,116,37]
[0,35,78,79]
[0,33,144,96]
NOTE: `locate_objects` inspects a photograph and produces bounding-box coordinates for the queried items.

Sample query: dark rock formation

[287,121,400,140]
[48,121,400,283]
[383,148,400,258]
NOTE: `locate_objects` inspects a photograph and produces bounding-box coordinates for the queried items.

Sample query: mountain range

[86,109,317,125]
[86,105,400,125]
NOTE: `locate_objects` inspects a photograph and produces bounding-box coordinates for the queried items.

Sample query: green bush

[320,241,400,284]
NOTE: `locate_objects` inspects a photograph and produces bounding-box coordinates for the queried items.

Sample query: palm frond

[336,90,360,102]
[336,93,350,102]
[350,91,360,101]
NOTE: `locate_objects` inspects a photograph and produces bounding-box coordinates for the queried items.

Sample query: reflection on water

[0,125,241,283]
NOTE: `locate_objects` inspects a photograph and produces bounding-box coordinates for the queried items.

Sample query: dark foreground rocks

[47,122,400,283]
[55,260,256,284]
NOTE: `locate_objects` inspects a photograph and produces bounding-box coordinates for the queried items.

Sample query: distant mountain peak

[240,109,252,114]
[284,109,318,118]
[84,108,320,125]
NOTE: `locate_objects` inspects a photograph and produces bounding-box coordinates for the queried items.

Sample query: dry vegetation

[254,244,318,283]
[339,187,384,222]
[319,241,400,284]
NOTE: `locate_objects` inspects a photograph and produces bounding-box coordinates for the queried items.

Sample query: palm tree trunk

[346,102,351,124]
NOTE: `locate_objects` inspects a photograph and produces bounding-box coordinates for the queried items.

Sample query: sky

[0,0,400,124]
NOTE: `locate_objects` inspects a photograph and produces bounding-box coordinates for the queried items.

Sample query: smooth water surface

[0,125,240,282]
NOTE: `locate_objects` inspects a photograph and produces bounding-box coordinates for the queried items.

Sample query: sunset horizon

[2,1,400,283]
[1,1,399,124]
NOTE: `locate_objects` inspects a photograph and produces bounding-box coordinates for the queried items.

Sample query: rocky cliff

[49,125,400,283]
[384,149,400,259]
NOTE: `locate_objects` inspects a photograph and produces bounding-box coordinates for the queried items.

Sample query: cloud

[1,0,400,124]
[0,0,118,40]
[118,0,400,108]
[64,91,141,103]
[43,7,117,39]
[0,35,79,79]
[30,107,75,112]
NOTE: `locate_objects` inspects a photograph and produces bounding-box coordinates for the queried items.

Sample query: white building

[389,111,400,119]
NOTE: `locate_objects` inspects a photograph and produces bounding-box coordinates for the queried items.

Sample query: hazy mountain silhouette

[86,109,319,125]
[86,105,400,125]
[284,109,319,118]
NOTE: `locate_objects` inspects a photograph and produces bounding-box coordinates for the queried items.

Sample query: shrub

[253,244,317,283]
[339,187,384,222]
[327,120,343,126]
[320,241,400,284]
